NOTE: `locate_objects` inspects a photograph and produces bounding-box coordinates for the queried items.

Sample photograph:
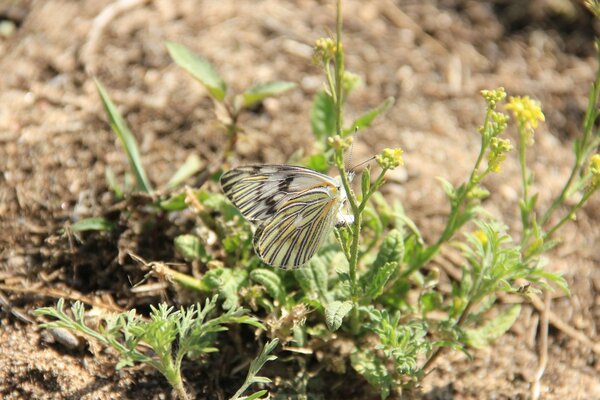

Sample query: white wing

[220,165,338,222]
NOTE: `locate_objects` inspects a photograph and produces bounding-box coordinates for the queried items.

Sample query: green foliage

[34,297,264,400]
[175,234,211,263]
[240,81,297,109]
[69,217,115,232]
[95,79,153,193]
[465,305,521,348]
[324,300,352,331]
[310,90,336,143]
[350,349,393,399]
[166,41,227,101]
[230,339,280,400]
[165,154,204,190]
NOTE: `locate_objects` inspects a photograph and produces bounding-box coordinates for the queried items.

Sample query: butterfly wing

[253,184,341,268]
[220,165,343,268]
[220,165,338,222]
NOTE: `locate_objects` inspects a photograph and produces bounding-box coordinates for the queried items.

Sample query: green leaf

[240,81,296,108]
[250,268,284,302]
[174,234,211,262]
[372,229,404,269]
[361,166,371,200]
[158,192,188,211]
[350,349,392,399]
[294,255,331,305]
[465,304,521,349]
[95,79,153,193]
[70,217,115,232]
[165,154,203,190]
[203,268,248,309]
[437,177,455,200]
[360,261,398,301]
[310,90,336,142]
[420,291,443,314]
[346,97,395,135]
[239,390,268,400]
[305,153,330,173]
[325,301,353,331]
[166,41,227,101]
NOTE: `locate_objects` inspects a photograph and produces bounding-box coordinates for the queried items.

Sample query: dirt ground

[1,0,599,399]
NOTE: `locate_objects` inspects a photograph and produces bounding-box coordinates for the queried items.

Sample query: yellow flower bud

[376,148,404,170]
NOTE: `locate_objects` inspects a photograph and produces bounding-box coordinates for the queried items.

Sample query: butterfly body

[220,165,353,269]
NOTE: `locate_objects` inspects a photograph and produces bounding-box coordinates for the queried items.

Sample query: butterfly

[220,165,354,269]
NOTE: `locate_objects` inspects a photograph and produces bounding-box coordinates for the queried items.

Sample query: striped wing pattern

[220,165,343,268]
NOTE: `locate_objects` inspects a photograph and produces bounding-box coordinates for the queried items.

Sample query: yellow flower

[472,230,488,247]
[505,96,545,145]
[376,148,404,170]
[313,38,339,66]
[590,154,600,186]
[487,137,513,173]
[480,87,506,109]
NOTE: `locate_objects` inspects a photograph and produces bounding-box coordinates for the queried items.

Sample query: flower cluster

[313,37,339,66]
[505,96,545,145]
[328,135,353,152]
[480,87,506,109]
[376,148,404,170]
[487,137,513,173]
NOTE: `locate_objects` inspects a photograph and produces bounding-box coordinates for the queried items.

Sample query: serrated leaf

[310,90,336,142]
[166,41,227,101]
[241,81,296,108]
[70,217,115,232]
[346,97,394,134]
[294,255,330,305]
[372,229,404,269]
[250,268,283,302]
[360,261,398,301]
[165,153,203,190]
[350,349,392,399]
[325,301,353,331]
[95,79,153,193]
[465,304,521,349]
[174,234,210,262]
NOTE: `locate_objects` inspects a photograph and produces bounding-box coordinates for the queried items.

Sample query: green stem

[404,114,491,275]
[421,299,474,373]
[518,128,529,207]
[544,188,595,240]
[334,0,344,137]
[161,352,189,400]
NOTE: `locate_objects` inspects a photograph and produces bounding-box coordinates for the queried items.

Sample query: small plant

[34,296,276,400]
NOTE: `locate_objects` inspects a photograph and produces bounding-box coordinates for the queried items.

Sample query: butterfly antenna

[350,155,376,171]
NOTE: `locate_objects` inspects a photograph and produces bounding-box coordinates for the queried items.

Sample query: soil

[1,0,600,399]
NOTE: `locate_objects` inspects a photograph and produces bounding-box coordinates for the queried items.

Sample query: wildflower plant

[36,0,600,399]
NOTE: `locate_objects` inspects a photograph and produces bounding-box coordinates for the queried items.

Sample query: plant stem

[161,352,189,400]
[544,188,595,240]
[334,0,344,137]
[421,299,474,373]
